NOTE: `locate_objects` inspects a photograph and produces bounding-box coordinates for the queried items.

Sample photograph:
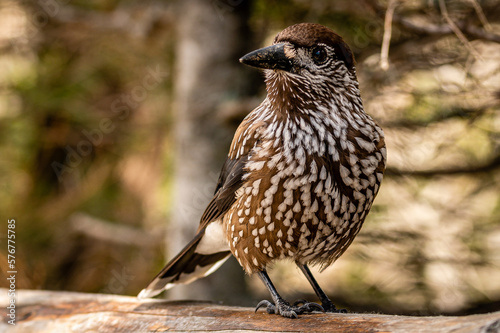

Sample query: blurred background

[1,0,499,316]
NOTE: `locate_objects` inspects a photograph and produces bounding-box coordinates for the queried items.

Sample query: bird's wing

[138,158,243,299]
[197,156,246,232]
[139,111,266,298]
[196,113,266,232]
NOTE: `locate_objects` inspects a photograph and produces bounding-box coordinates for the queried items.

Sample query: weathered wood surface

[1,289,500,333]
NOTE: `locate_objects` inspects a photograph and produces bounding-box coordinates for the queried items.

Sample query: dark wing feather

[139,110,266,298]
[198,112,267,230]
[198,156,246,231]
[140,155,246,298]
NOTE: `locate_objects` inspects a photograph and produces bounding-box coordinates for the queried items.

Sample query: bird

[138,23,386,318]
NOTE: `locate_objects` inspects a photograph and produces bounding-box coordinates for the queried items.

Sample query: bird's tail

[138,230,231,299]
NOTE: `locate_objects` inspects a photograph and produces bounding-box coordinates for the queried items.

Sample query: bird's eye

[311,46,327,65]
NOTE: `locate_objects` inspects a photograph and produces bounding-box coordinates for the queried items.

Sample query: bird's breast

[224,109,385,273]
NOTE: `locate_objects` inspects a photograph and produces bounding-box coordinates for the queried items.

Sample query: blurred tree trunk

[168,0,253,304]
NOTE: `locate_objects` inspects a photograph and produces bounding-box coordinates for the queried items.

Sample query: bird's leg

[298,264,347,313]
[255,269,323,318]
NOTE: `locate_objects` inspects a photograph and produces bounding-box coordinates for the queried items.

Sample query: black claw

[291,301,324,315]
[292,299,325,313]
[297,302,324,313]
[255,299,323,318]
[255,300,276,314]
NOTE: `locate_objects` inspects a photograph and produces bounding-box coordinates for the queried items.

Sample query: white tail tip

[137,288,159,299]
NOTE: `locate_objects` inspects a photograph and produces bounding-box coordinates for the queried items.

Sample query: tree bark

[2,289,500,333]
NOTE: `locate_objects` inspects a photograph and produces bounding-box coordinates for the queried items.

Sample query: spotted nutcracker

[138,23,386,318]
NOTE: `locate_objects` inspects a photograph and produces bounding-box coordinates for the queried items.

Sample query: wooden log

[1,289,500,332]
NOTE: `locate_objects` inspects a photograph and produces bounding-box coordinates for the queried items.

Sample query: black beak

[239,43,293,72]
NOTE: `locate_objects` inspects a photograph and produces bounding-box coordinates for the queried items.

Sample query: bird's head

[240,23,354,74]
[240,23,358,110]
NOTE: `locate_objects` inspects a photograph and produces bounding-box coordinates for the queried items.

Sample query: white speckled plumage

[139,24,386,318]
